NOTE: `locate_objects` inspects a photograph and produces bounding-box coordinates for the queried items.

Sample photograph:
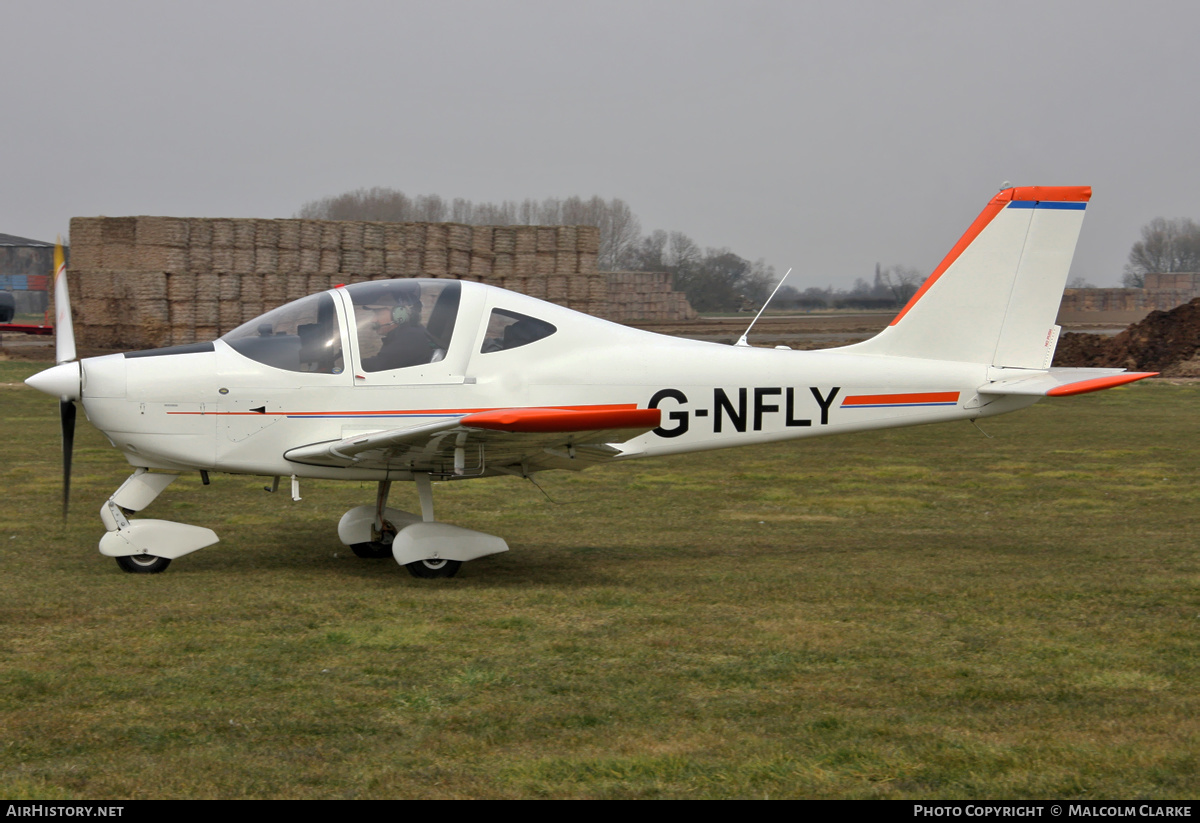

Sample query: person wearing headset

[361,285,433,371]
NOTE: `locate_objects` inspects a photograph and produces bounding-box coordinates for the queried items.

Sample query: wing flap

[284,406,661,472]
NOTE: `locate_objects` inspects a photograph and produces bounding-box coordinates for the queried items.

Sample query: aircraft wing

[284,406,661,475]
[978,368,1157,397]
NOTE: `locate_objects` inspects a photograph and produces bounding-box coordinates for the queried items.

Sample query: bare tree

[1122,217,1200,287]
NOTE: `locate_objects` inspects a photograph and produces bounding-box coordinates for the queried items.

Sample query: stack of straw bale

[66,217,696,349]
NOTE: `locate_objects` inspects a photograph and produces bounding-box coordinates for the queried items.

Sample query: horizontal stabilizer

[979,369,1157,397]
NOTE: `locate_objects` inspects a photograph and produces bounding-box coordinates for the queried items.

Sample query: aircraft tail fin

[845,186,1090,369]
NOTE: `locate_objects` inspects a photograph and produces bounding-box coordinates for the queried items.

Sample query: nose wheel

[115,554,172,574]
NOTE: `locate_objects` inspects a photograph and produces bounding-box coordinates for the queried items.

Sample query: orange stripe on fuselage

[889,186,1093,327]
[841,391,959,406]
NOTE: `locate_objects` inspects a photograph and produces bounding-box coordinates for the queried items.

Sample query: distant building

[1057,273,1200,325]
[0,233,58,315]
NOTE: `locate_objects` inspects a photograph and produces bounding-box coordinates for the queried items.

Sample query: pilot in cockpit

[361,282,434,371]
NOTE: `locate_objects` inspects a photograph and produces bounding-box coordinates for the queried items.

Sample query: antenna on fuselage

[734,267,792,348]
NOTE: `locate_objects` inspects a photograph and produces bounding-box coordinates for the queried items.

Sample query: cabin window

[480,309,557,353]
[221,292,344,374]
[346,280,461,373]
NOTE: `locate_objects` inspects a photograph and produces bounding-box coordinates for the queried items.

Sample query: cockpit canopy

[220,280,463,374]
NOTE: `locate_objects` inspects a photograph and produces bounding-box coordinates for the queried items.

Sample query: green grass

[1,364,1197,798]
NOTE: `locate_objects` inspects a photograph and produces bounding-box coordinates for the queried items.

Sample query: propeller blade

[60,398,76,519]
[53,239,76,364]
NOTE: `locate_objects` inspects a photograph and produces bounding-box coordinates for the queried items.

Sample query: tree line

[297,188,781,312]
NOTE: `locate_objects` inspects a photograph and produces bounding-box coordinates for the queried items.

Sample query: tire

[405,558,462,579]
[350,541,392,559]
[116,554,172,574]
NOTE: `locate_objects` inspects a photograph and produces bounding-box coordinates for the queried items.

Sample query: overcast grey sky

[5,0,1199,289]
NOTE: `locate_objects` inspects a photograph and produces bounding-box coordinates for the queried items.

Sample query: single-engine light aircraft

[27,186,1155,578]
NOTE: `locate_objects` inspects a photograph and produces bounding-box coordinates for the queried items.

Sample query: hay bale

[136,216,189,247]
[307,274,330,294]
[568,275,589,302]
[502,275,526,294]
[449,249,471,277]
[447,224,472,251]
[424,224,448,253]
[68,218,103,269]
[240,302,265,324]
[492,253,514,277]
[578,251,598,273]
[101,217,137,245]
[319,250,340,274]
[299,248,320,270]
[233,249,256,271]
[132,272,167,301]
[320,221,341,250]
[218,273,241,301]
[166,272,196,302]
[240,275,262,303]
[102,244,136,270]
[537,227,557,252]
[83,271,116,300]
[471,226,493,253]
[556,251,579,274]
[385,248,407,276]
[424,248,448,276]
[211,219,235,248]
[286,274,308,300]
[187,245,213,270]
[576,226,600,254]
[254,219,280,248]
[262,274,287,305]
[341,222,365,252]
[195,272,219,302]
[514,226,537,254]
[364,248,385,275]
[277,220,300,249]
[523,277,547,300]
[278,248,300,272]
[405,224,427,252]
[300,220,322,250]
[469,253,493,280]
[188,218,213,248]
[492,227,515,254]
[342,249,364,274]
[219,300,242,331]
[212,247,235,270]
[536,252,556,276]
[194,325,218,342]
[382,223,407,250]
[194,301,218,325]
[515,254,538,276]
[363,222,384,250]
[137,245,187,270]
[233,219,256,249]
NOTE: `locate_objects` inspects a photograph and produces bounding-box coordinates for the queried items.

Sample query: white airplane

[26,185,1155,578]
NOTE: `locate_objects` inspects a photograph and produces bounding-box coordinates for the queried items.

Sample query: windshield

[221,291,344,374]
[345,280,461,373]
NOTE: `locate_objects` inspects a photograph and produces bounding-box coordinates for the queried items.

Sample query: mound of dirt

[1053,298,1200,376]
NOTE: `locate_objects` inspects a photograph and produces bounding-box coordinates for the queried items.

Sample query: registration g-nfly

[26,186,1155,578]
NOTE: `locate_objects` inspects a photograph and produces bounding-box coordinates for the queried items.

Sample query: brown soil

[1053,298,1200,376]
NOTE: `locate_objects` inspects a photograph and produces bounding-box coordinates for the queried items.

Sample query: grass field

[1,360,1196,799]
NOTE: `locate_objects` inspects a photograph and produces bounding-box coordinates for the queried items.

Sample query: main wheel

[115,554,172,574]
[350,541,392,559]
[405,558,462,579]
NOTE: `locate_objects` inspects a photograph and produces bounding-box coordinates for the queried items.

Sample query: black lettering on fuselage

[648,388,689,438]
[754,387,781,431]
[714,388,747,433]
[785,387,811,427]
[810,386,841,426]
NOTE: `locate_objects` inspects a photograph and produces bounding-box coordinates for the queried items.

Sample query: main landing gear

[96,469,507,579]
[336,474,508,578]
